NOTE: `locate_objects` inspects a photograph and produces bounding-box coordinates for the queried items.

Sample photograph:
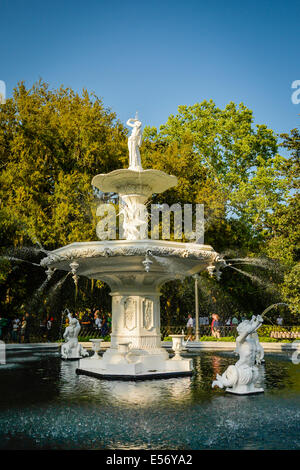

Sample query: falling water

[46,273,71,306]
[225,257,274,266]
[12,246,48,256]
[261,303,289,318]
[36,278,50,295]
[0,256,40,267]
[229,265,274,289]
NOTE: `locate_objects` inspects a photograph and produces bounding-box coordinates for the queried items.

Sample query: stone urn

[89,339,104,359]
[171,335,185,360]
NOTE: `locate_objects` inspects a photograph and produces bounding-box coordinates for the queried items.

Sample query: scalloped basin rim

[91,168,178,194]
[41,240,215,261]
[40,240,218,270]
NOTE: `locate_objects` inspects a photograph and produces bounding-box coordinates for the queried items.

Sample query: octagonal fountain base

[76,369,193,381]
[225,387,264,395]
[76,337,193,380]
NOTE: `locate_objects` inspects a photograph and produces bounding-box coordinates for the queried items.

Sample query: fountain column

[110,293,162,350]
[101,272,170,366]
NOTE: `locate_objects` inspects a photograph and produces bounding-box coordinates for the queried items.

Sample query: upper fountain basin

[92,168,178,198]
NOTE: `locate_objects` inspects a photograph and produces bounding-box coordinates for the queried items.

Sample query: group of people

[186,313,241,340]
[66,308,112,338]
[0,313,36,343]
[0,307,112,344]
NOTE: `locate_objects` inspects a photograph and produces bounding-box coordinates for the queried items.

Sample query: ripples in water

[0,351,299,449]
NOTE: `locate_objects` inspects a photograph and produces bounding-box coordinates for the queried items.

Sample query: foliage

[77,334,111,342]
[142,100,289,234]
[199,335,236,342]
[281,264,300,317]
[0,80,127,249]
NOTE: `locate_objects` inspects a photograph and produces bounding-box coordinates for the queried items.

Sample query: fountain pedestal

[77,280,193,379]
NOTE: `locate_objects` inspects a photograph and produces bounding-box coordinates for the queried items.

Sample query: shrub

[199,336,236,342]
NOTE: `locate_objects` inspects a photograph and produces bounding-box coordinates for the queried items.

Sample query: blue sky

[0,0,299,137]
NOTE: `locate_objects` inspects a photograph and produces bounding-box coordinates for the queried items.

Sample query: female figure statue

[212,315,264,394]
[126,117,143,170]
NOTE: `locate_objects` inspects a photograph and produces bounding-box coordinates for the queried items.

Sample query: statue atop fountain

[127,116,142,171]
[212,315,264,394]
[61,312,89,360]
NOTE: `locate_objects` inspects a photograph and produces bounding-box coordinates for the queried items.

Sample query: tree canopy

[0,80,127,249]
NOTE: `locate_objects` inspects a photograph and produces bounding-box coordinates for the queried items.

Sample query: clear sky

[0,0,299,136]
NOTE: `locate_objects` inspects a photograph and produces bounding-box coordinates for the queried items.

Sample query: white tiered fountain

[41,116,222,380]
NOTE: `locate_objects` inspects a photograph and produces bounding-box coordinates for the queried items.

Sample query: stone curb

[4,341,299,353]
[6,343,61,351]
[162,341,300,352]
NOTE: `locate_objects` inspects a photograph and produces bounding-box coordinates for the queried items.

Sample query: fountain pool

[0,350,299,450]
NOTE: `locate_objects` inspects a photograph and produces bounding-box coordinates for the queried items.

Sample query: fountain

[41,116,222,379]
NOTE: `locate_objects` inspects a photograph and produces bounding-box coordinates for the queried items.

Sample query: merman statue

[212,315,264,394]
[61,312,89,360]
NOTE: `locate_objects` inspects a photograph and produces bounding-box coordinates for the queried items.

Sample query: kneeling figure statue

[61,312,89,360]
[212,315,264,394]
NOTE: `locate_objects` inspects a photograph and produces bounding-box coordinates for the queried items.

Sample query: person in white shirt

[95,314,102,329]
[12,318,20,342]
[186,314,194,341]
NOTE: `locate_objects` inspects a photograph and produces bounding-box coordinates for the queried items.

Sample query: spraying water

[46,273,71,306]
[229,265,275,289]
[261,303,289,318]
[0,256,40,267]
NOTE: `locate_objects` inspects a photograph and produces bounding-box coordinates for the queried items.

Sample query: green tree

[142,101,289,235]
[0,80,127,249]
[281,263,300,318]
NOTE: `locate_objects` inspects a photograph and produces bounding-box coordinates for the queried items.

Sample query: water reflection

[59,360,192,406]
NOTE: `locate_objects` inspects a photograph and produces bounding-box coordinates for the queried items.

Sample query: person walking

[12,318,20,343]
[24,313,31,343]
[20,316,27,343]
[186,314,194,341]
[46,317,53,342]
[101,317,109,337]
[95,313,102,330]
[211,313,221,338]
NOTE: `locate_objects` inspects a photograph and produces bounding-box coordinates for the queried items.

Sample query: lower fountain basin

[0,350,299,450]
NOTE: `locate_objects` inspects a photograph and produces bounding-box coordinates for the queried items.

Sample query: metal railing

[1,323,299,343]
[0,324,111,344]
[160,325,239,340]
